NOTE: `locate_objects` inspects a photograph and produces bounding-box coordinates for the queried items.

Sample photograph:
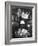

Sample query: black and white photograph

[11,6,32,38]
[5,2,37,44]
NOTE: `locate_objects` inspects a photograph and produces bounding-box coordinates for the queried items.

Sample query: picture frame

[5,1,37,44]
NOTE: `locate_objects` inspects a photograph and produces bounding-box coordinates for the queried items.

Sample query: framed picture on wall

[5,1,37,44]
